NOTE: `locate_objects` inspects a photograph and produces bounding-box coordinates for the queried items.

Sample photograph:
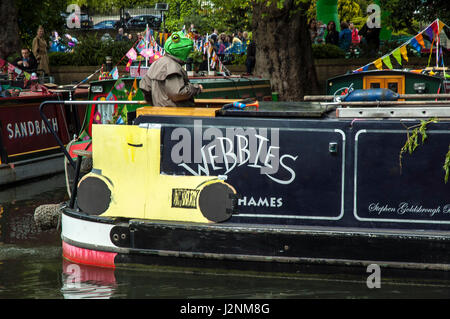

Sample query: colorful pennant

[382,55,393,69]
[109,67,119,80]
[374,58,383,70]
[400,46,408,62]
[126,48,137,61]
[415,34,425,48]
[392,48,402,65]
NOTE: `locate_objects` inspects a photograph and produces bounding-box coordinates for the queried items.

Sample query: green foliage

[399,118,441,176]
[338,0,361,23]
[312,43,346,58]
[444,145,450,184]
[188,50,203,64]
[15,0,67,47]
[48,51,74,65]
[231,53,247,65]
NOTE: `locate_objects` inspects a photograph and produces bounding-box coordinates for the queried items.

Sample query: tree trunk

[0,0,21,59]
[252,0,319,100]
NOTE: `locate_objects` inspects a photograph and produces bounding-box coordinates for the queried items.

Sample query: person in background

[325,20,339,46]
[32,25,50,75]
[245,34,256,75]
[350,23,360,47]
[309,19,318,44]
[217,37,227,61]
[116,28,127,41]
[13,48,38,73]
[315,21,326,44]
[359,22,380,57]
[338,22,352,51]
[210,29,218,43]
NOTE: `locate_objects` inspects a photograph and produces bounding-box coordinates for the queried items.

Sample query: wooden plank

[194,98,240,104]
[136,106,220,117]
[73,149,92,157]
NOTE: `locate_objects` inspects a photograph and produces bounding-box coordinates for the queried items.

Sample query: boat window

[370,82,380,89]
[387,82,398,93]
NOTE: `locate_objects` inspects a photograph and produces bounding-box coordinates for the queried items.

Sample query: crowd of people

[7,23,257,81]
[309,18,380,57]
[183,25,256,75]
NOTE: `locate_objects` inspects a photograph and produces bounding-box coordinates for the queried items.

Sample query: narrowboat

[326,69,450,97]
[44,91,450,273]
[0,83,88,186]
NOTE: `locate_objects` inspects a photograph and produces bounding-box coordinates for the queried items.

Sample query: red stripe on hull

[63,241,117,268]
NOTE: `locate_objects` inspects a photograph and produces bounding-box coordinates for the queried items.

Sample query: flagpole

[145,24,149,68]
[207,33,211,74]
[436,19,440,69]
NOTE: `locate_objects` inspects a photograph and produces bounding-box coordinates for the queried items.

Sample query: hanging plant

[399,117,449,183]
[444,145,450,184]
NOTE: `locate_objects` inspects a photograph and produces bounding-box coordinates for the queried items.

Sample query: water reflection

[61,260,118,299]
[58,259,450,299]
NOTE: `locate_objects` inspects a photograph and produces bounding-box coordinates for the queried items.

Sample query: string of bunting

[353,19,448,73]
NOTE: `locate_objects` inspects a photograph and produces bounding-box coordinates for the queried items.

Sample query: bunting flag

[128,78,138,101]
[382,55,393,69]
[374,58,383,70]
[114,78,125,91]
[144,26,151,43]
[106,91,115,101]
[400,45,408,62]
[140,48,152,58]
[93,111,102,124]
[136,39,146,53]
[0,58,5,68]
[126,48,137,61]
[125,59,132,72]
[109,67,119,80]
[415,34,425,48]
[431,20,439,34]
[149,52,161,64]
[409,38,421,53]
[115,115,124,124]
[425,25,435,41]
[392,48,402,65]
[439,20,445,32]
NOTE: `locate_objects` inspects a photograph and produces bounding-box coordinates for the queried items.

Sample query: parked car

[61,12,93,29]
[125,14,161,30]
[80,13,94,29]
[93,20,118,30]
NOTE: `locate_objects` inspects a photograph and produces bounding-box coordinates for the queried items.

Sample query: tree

[252,0,320,100]
[338,0,361,24]
[0,0,21,59]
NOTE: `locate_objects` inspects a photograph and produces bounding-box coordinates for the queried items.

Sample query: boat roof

[327,69,443,83]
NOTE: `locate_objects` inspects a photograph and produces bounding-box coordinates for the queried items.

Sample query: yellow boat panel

[136,106,220,118]
[90,124,230,223]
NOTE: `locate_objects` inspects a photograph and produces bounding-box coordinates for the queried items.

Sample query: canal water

[0,173,449,301]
